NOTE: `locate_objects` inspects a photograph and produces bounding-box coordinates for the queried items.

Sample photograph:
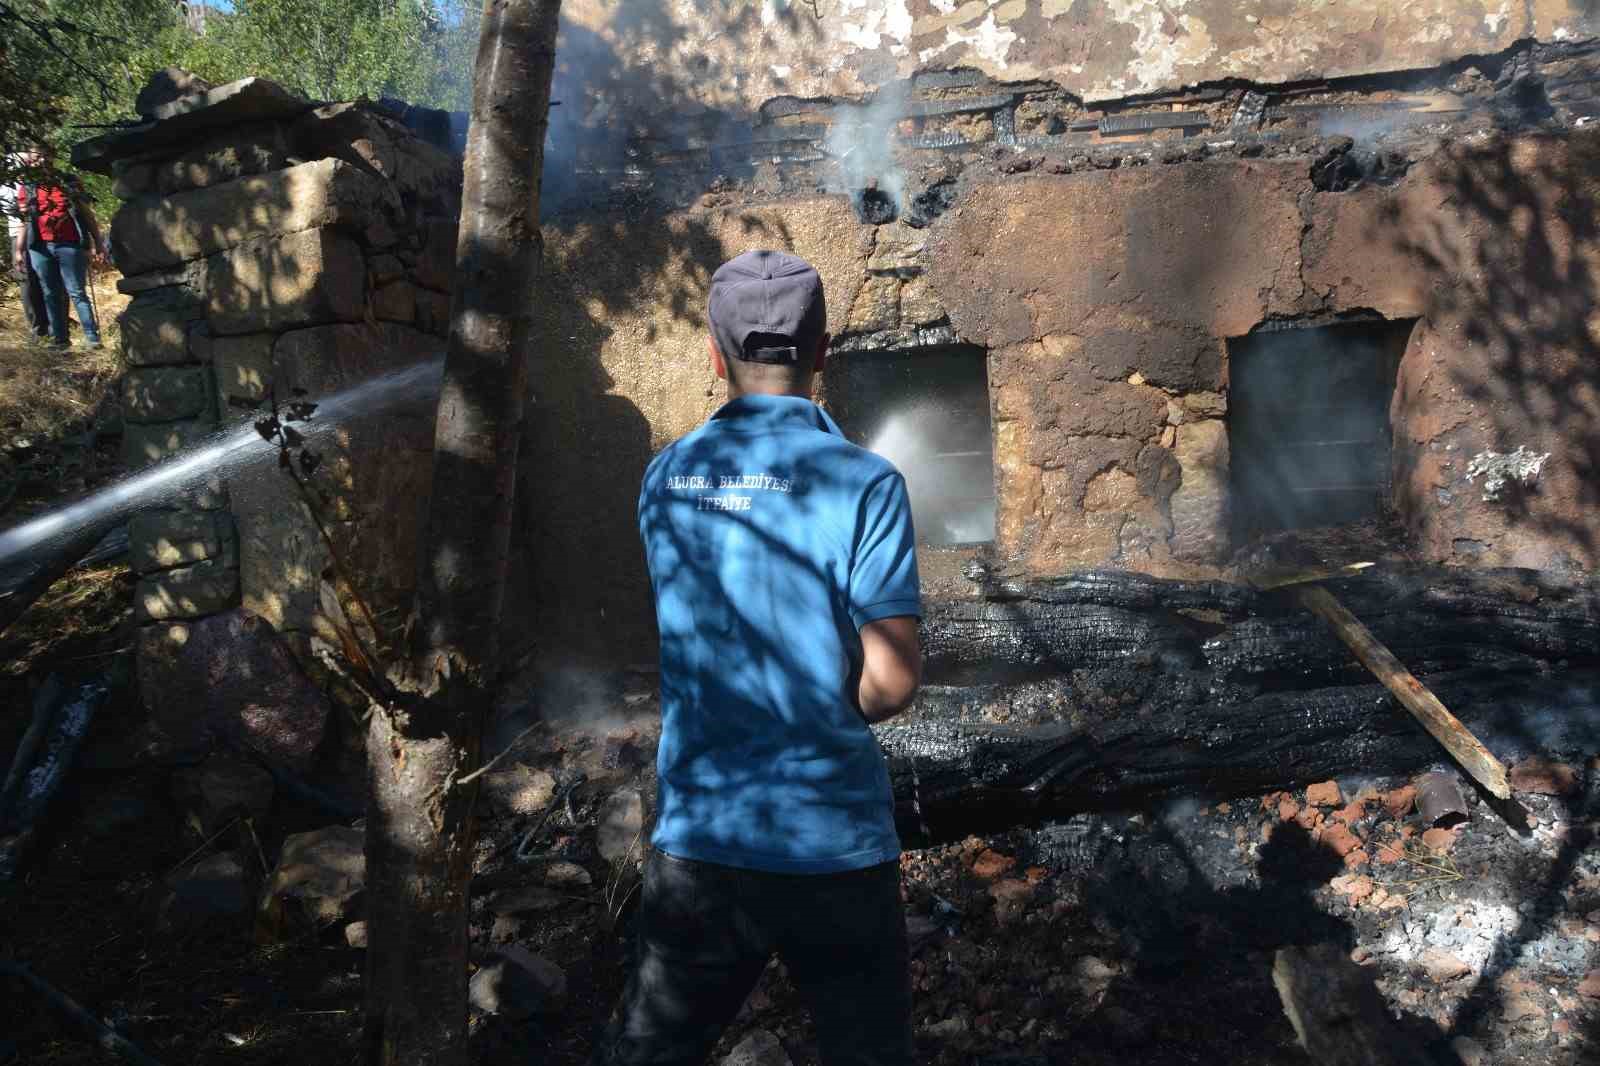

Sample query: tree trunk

[362,3,562,1065]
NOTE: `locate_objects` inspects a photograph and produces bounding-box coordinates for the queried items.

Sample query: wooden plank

[1292,584,1512,799]
[1248,561,1374,591]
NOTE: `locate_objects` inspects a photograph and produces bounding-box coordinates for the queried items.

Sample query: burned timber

[887,565,1600,845]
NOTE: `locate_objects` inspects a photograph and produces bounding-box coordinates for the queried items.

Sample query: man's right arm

[857,615,921,723]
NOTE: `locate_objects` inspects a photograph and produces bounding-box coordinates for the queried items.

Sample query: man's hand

[857,616,921,724]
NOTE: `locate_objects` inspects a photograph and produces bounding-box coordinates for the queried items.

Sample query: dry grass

[0,561,133,677]
[0,269,134,676]
[0,267,128,444]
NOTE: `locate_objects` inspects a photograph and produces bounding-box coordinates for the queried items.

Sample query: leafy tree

[0,0,190,201]
[184,0,478,110]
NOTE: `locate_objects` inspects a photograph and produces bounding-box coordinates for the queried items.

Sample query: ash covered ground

[3,668,1597,1066]
[460,680,1600,1066]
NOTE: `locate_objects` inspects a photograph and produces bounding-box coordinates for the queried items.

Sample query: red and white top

[18,184,81,245]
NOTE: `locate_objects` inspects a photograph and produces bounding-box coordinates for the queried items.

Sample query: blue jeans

[28,242,99,346]
[599,850,913,1066]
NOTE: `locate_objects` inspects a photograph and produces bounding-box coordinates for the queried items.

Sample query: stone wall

[79,33,1600,698]
[84,75,461,737]
[557,0,1600,119]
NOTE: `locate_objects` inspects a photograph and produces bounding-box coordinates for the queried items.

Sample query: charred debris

[555,39,1600,223]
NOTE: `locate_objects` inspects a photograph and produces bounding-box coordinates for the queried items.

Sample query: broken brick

[1374,837,1407,864]
[1580,971,1600,1000]
[1417,947,1472,983]
[1333,799,1368,824]
[1331,874,1375,903]
[1306,780,1342,807]
[1381,785,1417,818]
[1421,826,1460,854]
[1509,756,1580,796]
[971,849,1016,880]
[1277,797,1300,822]
[1318,821,1363,858]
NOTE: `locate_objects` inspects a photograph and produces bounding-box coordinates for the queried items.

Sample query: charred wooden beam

[877,665,1600,845]
[922,566,1600,686]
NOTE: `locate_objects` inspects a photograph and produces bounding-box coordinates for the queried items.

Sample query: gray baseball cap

[707,250,827,365]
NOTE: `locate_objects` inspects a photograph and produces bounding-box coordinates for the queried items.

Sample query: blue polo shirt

[638,394,922,873]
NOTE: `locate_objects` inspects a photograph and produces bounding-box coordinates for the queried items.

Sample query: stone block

[292,102,462,215]
[230,322,437,630]
[120,303,192,367]
[206,226,365,335]
[468,947,567,1020]
[77,77,312,174]
[258,826,366,941]
[123,418,216,470]
[135,609,330,771]
[1168,419,1230,562]
[867,222,927,275]
[900,276,947,326]
[122,366,213,423]
[411,216,458,292]
[369,253,405,285]
[110,158,399,275]
[846,275,901,335]
[154,123,293,196]
[134,67,215,118]
[112,161,157,199]
[187,322,214,362]
[373,280,416,324]
[117,265,190,296]
[415,288,451,336]
[129,510,231,573]
[135,559,240,621]
[212,333,277,413]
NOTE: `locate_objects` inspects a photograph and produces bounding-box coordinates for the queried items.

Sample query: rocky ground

[1,272,1598,1065]
[2,642,1599,1065]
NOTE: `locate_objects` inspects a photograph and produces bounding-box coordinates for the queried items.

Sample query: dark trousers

[20,256,49,337]
[600,850,913,1066]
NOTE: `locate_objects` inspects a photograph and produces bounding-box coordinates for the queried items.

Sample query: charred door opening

[1228,318,1414,541]
[827,345,997,547]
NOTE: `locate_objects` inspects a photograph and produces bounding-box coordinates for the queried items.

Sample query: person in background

[1,154,50,341]
[11,145,107,350]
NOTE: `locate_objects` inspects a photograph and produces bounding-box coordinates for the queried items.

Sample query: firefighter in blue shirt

[602,250,923,1066]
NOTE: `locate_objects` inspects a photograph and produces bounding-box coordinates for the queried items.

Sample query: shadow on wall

[541,0,822,214]
[1380,136,1600,1049]
[489,0,836,668]
[1385,130,1600,571]
[511,208,799,665]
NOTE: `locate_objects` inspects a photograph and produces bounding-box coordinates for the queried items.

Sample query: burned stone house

[75,1,1600,760]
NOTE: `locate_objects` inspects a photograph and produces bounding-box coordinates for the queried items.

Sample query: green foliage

[2,0,191,206]
[2,0,479,215]
[185,0,477,111]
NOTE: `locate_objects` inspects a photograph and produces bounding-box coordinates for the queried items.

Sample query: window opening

[1228,318,1414,541]
[827,345,997,547]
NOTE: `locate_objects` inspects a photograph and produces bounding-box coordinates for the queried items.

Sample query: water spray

[0,358,444,630]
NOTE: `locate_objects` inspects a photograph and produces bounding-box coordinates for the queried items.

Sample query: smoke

[536,5,754,217]
[867,404,996,546]
[491,657,646,756]
[825,81,912,222]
